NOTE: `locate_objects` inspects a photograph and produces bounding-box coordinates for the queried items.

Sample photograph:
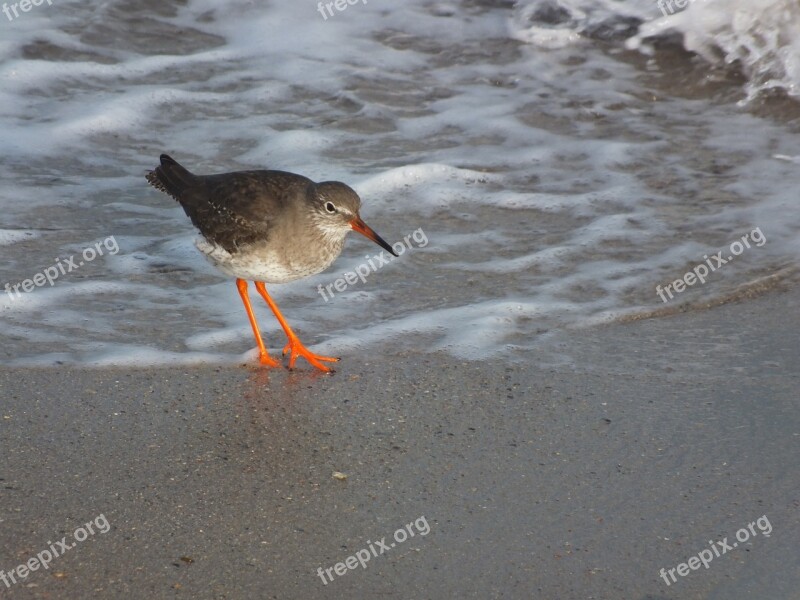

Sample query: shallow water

[1,0,798,366]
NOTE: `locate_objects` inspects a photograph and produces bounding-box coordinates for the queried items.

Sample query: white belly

[195,237,336,283]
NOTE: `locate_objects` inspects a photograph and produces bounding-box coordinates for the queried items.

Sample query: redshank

[146,154,397,372]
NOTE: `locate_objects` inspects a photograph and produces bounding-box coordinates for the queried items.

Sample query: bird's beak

[350,216,398,257]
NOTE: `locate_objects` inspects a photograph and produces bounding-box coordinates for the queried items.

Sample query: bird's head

[313,181,397,256]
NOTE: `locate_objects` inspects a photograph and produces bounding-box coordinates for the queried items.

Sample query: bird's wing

[179,170,314,253]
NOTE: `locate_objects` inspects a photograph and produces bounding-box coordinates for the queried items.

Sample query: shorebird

[146,154,397,372]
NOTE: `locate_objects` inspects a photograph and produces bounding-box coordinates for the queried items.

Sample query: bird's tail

[146,154,196,200]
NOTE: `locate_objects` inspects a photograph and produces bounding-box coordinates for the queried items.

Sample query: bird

[146,154,397,372]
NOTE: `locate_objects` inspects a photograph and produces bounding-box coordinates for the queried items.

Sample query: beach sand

[0,285,798,599]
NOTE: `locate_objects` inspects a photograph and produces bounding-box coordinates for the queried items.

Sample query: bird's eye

[325,202,336,213]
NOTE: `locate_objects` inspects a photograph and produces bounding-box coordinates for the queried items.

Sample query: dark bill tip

[350,217,398,257]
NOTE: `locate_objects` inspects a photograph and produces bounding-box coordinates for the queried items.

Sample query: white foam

[510,0,800,101]
[0,229,39,246]
[631,0,800,101]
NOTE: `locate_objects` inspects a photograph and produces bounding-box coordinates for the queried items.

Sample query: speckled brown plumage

[148,154,324,254]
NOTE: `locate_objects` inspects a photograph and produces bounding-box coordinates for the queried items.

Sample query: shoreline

[0,285,798,599]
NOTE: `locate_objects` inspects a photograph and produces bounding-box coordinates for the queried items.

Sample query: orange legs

[235,278,338,372]
[254,281,340,372]
[236,279,280,367]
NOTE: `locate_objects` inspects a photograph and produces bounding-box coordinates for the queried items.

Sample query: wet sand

[0,286,798,599]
